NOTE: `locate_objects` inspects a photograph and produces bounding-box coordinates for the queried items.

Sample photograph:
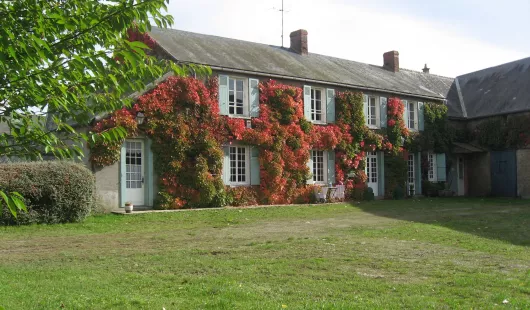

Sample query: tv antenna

[272,0,289,47]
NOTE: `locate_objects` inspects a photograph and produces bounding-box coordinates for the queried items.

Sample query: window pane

[236,80,243,91]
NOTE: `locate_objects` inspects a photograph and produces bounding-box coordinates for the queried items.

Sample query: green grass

[1,198,530,309]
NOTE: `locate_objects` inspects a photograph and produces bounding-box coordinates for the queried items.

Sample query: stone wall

[517,149,530,198]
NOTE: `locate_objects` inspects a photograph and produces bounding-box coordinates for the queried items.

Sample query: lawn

[1,198,530,309]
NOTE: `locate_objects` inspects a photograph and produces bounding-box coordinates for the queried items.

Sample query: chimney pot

[289,29,308,55]
[383,51,399,72]
[423,64,430,74]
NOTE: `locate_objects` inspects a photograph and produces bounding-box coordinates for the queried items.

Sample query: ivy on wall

[90,77,414,208]
[474,115,530,150]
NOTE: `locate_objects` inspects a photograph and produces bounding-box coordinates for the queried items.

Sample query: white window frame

[407,101,418,130]
[229,145,250,186]
[310,87,326,124]
[408,154,415,194]
[228,76,249,118]
[311,150,328,184]
[365,152,378,183]
[366,96,380,129]
[428,152,437,182]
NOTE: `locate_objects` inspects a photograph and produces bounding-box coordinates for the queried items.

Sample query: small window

[428,152,437,182]
[228,77,248,117]
[408,154,415,194]
[311,88,326,123]
[408,101,417,129]
[312,150,327,183]
[229,146,250,185]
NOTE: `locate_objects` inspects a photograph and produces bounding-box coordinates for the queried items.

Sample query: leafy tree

[0,0,176,216]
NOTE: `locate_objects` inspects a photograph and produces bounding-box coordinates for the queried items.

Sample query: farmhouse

[41,28,530,208]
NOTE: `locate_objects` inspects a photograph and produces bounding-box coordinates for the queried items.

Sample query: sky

[163,0,530,77]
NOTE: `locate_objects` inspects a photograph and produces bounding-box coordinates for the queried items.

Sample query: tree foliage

[0,0,174,216]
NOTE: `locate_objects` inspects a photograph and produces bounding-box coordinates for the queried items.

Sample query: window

[367,96,377,127]
[229,146,250,185]
[365,152,377,183]
[311,88,325,123]
[228,77,247,116]
[408,101,417,129]
[428,152,437,182]
[125,141,143,189]
[408,154,415,194]
[458,157,464,180]
[312,150,327,183]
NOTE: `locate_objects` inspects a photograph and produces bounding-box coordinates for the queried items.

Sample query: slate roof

[454,57,530,118]
[148,27,454,102]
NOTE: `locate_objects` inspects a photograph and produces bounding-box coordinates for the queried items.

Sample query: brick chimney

[383,51,399,72]
[290,29,308,55]
[422,64,430,74]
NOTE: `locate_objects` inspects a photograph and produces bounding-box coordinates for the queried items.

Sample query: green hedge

[0,161,95,225]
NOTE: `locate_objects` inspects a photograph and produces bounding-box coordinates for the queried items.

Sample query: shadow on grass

[355,197,530,247]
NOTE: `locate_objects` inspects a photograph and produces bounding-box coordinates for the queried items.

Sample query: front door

[365,152,378,196]
[124,140,145,206]
[457,156,465,196]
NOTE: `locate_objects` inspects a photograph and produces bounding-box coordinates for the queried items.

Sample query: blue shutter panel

[327,150,336,185]
[418,102,425,131]
[250,147,260,185]
[222,146,230,185]
[380,97,388,128]
[363,94,368,125]
[436,153,446,182]
[249,78,259,118]
[415,152,422,195]
[219,75,229,115]
[307,150,314,184]
[303,85,312,121]
[377,152,385,197]
[402,100,408,129]
[326,88,335,123]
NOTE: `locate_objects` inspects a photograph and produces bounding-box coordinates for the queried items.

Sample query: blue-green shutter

[402,100,408,128]
[219,75,229,115]
[145,138,154,206]
[415,152,422,195]
[418,102,425,131]
[363,94,368,125]
[326,88,335,123]
[307,150,314,184]
[303,85,311,121]
[119,143,127,208]
[249,78,259,118]
[377,152,385,197]
[222,146,230,185]
[436,153,446,182]
[380,97,388,128]
[250,147,260,185]
[327,150,335,185]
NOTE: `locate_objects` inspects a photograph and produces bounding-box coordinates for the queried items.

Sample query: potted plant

[124,201,133,213]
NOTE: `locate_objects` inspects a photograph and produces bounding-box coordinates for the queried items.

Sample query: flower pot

[124,204,133,213]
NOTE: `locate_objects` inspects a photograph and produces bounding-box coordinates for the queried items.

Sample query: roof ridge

[400,67,454,79]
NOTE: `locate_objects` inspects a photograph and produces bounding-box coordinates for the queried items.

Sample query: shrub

[0,161,95,225]
[363,187,375,201]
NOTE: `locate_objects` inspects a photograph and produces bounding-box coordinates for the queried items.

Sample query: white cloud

[166,0,527,77]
